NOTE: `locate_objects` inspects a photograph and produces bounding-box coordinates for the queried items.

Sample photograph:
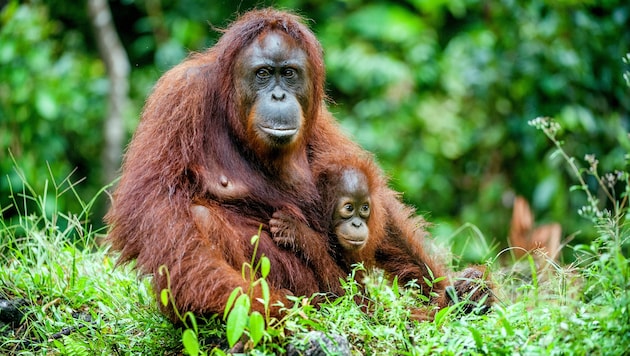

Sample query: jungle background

[1,0,629,263]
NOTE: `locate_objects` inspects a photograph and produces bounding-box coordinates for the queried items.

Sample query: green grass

[1,120,629,355]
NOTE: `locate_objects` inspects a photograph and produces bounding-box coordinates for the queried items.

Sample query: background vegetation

[1,1,629,257]
[1,0,629,354]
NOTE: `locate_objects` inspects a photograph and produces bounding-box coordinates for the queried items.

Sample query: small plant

[528,116,629,251]
[221,226,283,352]
[157,228,286,355]
[158,266,206,356]
[529,115,630,344]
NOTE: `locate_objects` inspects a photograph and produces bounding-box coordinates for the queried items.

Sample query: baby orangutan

[270,157,494,317]
[273,166,372,251]
[270,157,387,282]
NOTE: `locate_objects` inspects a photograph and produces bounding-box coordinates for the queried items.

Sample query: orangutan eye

[256,68,271,79]
[282,68,296,78]
[360,204,370,218]
[338,202,354,219]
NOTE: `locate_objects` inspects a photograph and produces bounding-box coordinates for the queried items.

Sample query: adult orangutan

[105,8,492,323]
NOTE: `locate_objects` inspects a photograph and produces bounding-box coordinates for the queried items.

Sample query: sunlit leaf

[226,295,250,348]
[224,287,243,320]
[248,311,265,347]
[181,329,199,356]
[260,256,270,278]
[260,279,270,307]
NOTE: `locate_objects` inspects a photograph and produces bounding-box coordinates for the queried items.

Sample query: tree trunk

[87,0,130,185]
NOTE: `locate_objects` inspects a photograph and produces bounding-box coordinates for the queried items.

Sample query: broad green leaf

[234,293,251,311]
[248,311,265,347]
[224,287,243,320]
[226,296,249,348]
[182,329,199,356]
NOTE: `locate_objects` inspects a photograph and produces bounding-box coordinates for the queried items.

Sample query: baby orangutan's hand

[269,210,299,250]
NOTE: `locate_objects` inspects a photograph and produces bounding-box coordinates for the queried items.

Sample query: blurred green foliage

[0,2,107,220]
[1,0,628,260]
